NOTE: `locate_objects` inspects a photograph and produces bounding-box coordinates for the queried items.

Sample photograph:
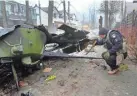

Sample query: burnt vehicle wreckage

[0,23,101,91]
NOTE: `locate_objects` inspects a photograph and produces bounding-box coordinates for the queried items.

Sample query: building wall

[0,1,37,27]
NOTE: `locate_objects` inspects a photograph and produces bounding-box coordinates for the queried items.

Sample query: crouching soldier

[94,28,127,75]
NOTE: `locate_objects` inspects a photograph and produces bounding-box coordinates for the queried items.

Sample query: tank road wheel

[11,64,19,91]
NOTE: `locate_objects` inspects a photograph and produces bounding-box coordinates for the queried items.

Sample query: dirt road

[11,57,137,96]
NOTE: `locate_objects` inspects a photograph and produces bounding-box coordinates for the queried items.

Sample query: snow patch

[86,29,99,40]
[69,45,107,58]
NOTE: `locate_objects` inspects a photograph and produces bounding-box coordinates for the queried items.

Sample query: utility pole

[68,1,70,22]
[105,1,108,28]
[38,0,42,25]
[26,0,30,23]
[82,14,85,30]
[48,0,54,33]
[1,1,8,28]
[63,0,66,23]
[121,0,124,20]
[123,1,127,19]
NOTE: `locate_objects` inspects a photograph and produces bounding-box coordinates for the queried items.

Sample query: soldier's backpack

[105,30,127,54]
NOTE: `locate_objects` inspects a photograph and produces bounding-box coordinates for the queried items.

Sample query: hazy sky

[14,0,98,12]
[14,0,134,21]
[15,0,134,11]
[14,0,102,20]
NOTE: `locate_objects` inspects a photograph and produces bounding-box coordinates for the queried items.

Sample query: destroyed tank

[0,24,47,90]
[0,23,92,91]
[0,24,47,65]
[45,24,90,53]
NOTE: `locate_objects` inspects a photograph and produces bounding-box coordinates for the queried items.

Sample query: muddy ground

[4,57,136,96]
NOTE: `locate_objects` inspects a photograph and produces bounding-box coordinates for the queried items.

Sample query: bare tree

[26,0,30,23]
[105,1,109,28]
[123,1,127,19]
[63,0,66,23]
[99,0,121,28]
[1,1,8,27]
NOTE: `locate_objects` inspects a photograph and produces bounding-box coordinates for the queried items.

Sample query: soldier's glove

[102,51,110,60]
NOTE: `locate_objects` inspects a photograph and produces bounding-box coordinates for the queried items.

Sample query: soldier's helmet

[99,28,109,35]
